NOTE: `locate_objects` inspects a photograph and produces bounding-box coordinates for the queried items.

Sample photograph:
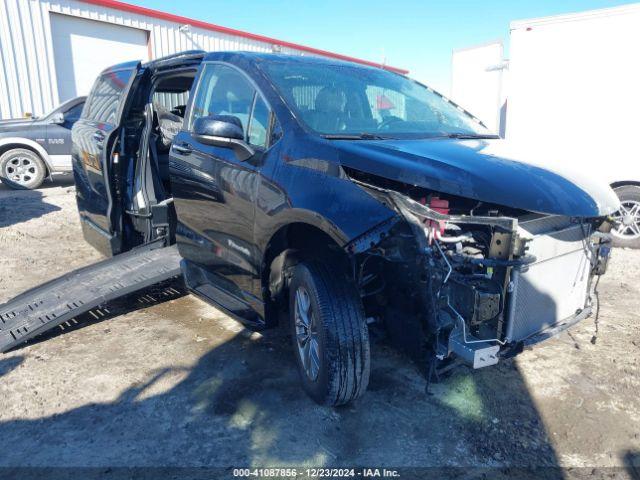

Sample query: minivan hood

[335,138,620,217]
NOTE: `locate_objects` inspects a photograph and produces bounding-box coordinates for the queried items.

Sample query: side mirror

[50,112,65,125]
[193,115,255,161]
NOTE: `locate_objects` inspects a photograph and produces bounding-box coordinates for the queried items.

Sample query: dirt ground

[0,179,639,478]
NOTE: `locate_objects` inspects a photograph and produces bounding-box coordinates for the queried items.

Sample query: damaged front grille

[346,175,611,371]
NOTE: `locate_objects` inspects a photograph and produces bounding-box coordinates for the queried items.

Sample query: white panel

[451,42,504,133]
[50,12,148,100]
[41,1,63,110]
[507,5,640,184]
[30,0,55,114]
[0,0,26,117]
[16,0,40,114]
[0,0,12,118]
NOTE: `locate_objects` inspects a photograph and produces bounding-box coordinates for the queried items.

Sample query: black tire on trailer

[0,148,47,190]
[288,260,370,406]
[611,185,640,249]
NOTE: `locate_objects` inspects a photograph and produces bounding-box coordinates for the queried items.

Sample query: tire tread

[292,260,370,406]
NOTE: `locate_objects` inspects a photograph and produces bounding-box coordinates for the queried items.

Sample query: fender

[0,137,53,174]
[259,207,351,253]
[255,163,398,256]
[255,137,399,257]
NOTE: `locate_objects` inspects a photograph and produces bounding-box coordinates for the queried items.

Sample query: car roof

[100,50,394,77]
[203,51,386,72]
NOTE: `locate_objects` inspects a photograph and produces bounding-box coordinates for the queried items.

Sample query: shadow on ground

[0,175,74,192]
[0,188,61,227]
[0,356,23,378]
[0,296,566,478]
[2,198,635,478]
[624,451,640,480]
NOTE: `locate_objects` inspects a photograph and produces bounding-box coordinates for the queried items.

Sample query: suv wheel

[288,260,370,406]
[0,148,46,190]
[611,185,640,249]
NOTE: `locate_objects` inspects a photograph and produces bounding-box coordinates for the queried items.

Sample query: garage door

[51,13,149,101]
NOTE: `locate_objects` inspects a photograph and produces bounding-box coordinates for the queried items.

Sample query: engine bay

[344,168,613,374]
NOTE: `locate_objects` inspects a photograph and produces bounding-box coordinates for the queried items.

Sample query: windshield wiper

[322,133,389,140]
[443,133,501,139]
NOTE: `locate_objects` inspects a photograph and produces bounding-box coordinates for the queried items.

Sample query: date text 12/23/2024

[233,468,400,478]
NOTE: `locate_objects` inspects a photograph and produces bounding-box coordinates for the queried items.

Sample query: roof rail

[146,50,207,69]
[149,50,207,63]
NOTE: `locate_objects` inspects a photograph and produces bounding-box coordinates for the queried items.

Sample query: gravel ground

[0,180,639,478]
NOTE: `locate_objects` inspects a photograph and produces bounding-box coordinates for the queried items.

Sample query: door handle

[172,143,193,155]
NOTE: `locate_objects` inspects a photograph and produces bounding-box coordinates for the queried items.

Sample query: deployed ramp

[0,245,182,352]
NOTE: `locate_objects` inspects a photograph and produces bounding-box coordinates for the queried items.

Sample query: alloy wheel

[4,156,39,186]
[294,286,321,381]
[611,200,640,239]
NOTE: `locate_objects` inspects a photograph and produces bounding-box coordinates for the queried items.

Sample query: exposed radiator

[505,215,593,342]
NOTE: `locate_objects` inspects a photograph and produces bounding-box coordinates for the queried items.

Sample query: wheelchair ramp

[0,245,182,353]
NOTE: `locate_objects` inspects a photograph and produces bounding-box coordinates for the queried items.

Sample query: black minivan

[73,51,616,405]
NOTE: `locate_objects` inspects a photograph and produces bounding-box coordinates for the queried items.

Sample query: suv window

[64,103,84,123]
[153,91,190,115]
[248,95,270,148]
[84,70,132,124]
[190,64,255,133]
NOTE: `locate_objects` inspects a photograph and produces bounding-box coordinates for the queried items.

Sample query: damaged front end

[345,172,613,374]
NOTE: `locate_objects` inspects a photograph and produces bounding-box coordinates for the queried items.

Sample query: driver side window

[189,63,274,149]
[189,64,255,134]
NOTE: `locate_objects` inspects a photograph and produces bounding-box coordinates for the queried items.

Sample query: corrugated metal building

[0,0,408,119]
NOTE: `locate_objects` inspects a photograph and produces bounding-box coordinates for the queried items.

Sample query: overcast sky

[132,0,636,94]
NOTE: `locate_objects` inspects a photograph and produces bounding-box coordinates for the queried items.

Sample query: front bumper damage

[346,185,612,372]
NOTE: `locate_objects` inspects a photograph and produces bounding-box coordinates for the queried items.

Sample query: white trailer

[451,4,640,247]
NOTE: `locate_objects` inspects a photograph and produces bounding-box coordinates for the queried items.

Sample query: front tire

[611,185,640,249]
[289,261,370,406]
[0,148,46,190]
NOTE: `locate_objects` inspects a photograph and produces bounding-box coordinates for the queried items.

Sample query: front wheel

[0,148,46,190]
[289,261,370,406]
[611,185,640,249]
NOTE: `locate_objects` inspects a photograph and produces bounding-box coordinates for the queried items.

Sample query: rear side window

[153,91,190,114]
[84,69,133,124]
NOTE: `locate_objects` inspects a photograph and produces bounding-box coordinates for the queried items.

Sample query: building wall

[0,0,406,119]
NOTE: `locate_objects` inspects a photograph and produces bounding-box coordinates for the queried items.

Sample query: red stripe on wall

[80,0,410,75]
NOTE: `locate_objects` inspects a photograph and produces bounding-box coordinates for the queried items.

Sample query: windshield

[41,97,82,121]
[262,61,491,138]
